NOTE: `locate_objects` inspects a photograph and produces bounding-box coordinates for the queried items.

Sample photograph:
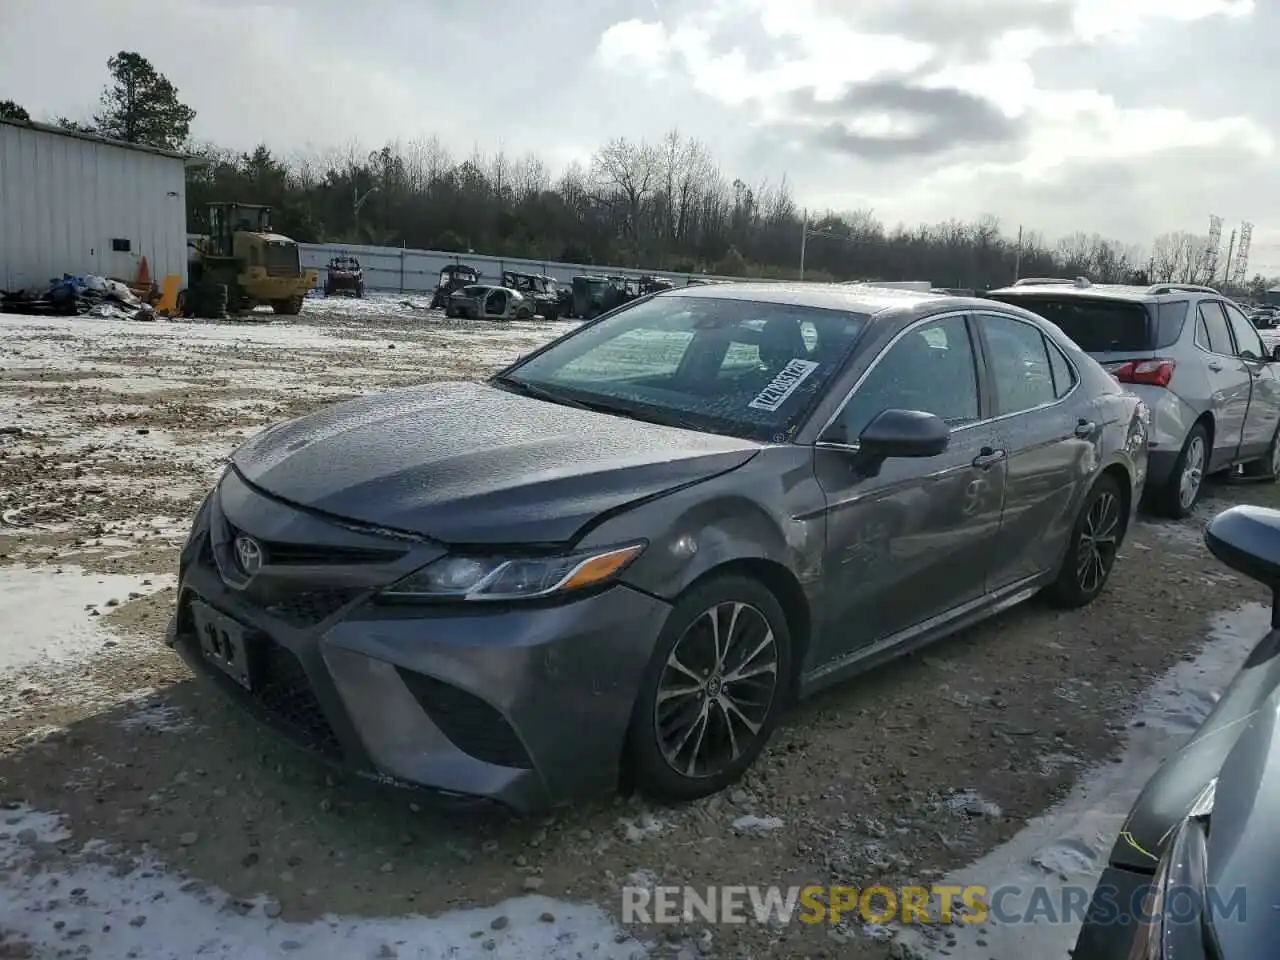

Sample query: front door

[974,311,1095,588]
[1222,300,1280,460]
[1196,301,1252,469]
[812,312,1006,668]
[484,289,508,317]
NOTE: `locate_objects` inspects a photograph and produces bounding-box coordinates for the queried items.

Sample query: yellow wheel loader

[183,203,317,319]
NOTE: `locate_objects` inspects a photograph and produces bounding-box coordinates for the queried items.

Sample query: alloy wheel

[1179,436,1205,509]
[653,601,779,779]
[1077,489,1120,595]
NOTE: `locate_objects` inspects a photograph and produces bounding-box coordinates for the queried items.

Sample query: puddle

[0,564,175,672]
[0,805,647,959]
[890,601,1271,959]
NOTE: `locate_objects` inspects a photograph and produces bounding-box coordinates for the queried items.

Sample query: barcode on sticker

[748,359,820,412]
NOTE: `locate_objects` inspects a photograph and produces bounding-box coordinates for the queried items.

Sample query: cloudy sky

[4,0,1279,274]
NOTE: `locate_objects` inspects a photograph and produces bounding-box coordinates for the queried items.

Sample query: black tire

[445,305,460,318]
[1241,424,1280,482]
[625,573,791,802]
[1043,473,1125,609]
[1153,422,1209,519]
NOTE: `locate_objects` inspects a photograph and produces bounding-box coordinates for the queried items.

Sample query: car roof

[987,281,1214,304]
[654,280,1015,322]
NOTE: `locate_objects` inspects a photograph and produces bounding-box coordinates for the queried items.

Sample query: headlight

[379,542,646,601]
[1131,779,1216,960]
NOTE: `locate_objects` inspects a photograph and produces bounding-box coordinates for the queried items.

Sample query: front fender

[621,498,796,601]
[579,448,824,603]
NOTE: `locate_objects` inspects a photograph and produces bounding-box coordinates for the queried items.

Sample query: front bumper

[169,474,672,812]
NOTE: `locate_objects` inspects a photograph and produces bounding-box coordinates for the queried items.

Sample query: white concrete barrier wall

[186,234,928,295]
[296,242,764,294]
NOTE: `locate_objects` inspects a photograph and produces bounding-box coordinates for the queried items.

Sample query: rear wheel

[1154,422,1208,519]
[1044,474,1124,609]
[625,574,791,802]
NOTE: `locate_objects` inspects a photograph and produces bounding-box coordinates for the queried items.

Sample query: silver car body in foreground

[988,279,1280,518]
[168,283,1149,811]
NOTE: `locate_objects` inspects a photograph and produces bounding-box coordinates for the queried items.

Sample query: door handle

[1207,361,1223,371]
[1074,419,1096,439]
[972,447,1006,469]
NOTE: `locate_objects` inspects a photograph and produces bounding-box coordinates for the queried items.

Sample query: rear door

[1222,300,1280,459]
[972,311,1095,588]
[1195,300,1252,469]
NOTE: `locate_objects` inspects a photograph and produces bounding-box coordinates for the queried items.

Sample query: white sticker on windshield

[749,358,820,411]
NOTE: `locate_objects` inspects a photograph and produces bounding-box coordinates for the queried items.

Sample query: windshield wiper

[491,375,598,412]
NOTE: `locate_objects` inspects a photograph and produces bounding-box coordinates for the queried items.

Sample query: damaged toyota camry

[169,282,1149,811]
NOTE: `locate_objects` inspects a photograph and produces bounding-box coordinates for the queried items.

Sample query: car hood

[230,380,761,544]
[1204,689,1280,958]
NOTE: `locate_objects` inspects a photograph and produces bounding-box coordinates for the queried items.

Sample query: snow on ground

[0,565,173,672]
[890,601,1273,959]
[0,805,644,960]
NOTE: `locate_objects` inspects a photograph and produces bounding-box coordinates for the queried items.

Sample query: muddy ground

[0,297,1274,959]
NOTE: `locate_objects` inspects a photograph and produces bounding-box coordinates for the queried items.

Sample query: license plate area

[191,600,258,690]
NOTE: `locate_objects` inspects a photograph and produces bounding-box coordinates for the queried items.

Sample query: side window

[1223,302,1266,360]
[1155,301,1190,349]
[1197,302,1234,355]
[1045,337,1077,399]
[828,314,979,444]
[980,313,1058,414]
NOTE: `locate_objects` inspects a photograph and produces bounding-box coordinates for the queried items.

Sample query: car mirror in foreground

[858,408,951,460]
[1206,505,1280,626]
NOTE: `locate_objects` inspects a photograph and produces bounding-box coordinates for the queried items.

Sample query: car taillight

[1111,359,1175,387]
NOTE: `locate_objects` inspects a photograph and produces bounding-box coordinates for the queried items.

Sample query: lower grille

[251,640,341,758]
[396,669,533,769]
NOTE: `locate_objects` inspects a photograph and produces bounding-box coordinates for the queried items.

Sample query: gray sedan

[167,283,1150,811]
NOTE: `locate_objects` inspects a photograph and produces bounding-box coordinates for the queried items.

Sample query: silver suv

[987,278,1280,518]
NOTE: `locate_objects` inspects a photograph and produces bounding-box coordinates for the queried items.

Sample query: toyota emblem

[234,535,264,575]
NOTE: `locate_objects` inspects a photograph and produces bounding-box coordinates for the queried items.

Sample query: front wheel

[625,574,791,802]
[271,295,304,316]
[1043,474,1124,609]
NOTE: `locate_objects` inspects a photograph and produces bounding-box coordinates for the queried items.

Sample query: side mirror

[1206,506,1280,601]
[1270,344,1280,362]
[857,408,951,459]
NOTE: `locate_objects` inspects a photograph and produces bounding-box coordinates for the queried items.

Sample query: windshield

[498,294,868,441]
[987,294,1157,353]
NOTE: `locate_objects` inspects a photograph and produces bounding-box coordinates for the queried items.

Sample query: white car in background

[989,279,1280,519]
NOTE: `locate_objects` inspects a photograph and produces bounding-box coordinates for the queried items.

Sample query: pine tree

[0,100,30,121]
[92,52,196,150]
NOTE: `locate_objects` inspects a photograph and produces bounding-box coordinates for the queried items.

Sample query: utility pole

[799,209,809,280]
[799,209,844,280]
[1014,225,1023,281]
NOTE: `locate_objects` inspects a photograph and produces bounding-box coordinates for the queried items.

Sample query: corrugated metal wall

[0,124,188,292]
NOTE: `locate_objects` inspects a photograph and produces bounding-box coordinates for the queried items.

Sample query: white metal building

[0,118,192,293]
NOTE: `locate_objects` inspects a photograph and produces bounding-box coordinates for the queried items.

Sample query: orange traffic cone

[137,255,151,287]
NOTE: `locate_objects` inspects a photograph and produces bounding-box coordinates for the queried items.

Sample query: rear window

[987,295,1170,353]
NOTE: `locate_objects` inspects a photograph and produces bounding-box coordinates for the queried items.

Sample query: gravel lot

[1,295,1276,959]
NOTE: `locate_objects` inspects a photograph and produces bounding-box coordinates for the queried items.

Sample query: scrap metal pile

[1,273,156,320]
